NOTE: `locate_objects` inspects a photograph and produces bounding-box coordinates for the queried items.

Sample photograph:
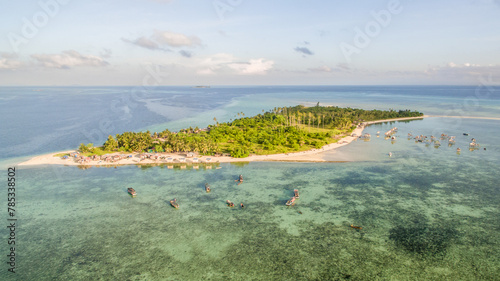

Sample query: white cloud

[175,53,274,75]
[31,50,109,69]
[0,53,22,69]
[195,53,236,75]
[227,58,274,75]
[153,31,201,47]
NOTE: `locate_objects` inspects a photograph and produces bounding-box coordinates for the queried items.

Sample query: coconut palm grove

[78,105,423,158]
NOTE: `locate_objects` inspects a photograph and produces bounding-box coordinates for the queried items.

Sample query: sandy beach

[18,116,425,166]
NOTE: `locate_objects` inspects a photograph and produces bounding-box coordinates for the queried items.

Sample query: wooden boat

[350,224,362,230]
[127,188,136,197]
[286,196,296,206]
[205,183,211,193]
[294,189,299,198]
[226,200,235,207]
[170,198,179,209]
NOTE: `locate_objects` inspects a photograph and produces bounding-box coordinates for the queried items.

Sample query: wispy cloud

[227,58,274,75]
[123,30,201,56]
[153,31,201,47]
[308,65,332,72]
[191,53,274,75]
[307,63,355,74]
[336,63,351,71]
[294,47,314,56]
[31,50,109,69]
[425,62,500,78]
[122,36,162,50]
[0,53,22,69]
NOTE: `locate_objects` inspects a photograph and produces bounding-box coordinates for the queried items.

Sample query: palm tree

[308,112,312,131]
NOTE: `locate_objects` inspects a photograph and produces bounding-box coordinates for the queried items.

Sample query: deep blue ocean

[1,85,499,280]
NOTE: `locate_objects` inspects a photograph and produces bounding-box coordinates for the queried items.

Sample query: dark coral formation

[389,223,459,257]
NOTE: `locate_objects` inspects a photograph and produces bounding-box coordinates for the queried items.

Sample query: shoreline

[18,116,425,167]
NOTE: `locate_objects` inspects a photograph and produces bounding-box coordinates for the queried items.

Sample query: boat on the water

[350,224,362,230]
[170,198,179,209]
[127,188,136,197]
[226,200,235,207]
[294,189,299,198]
[205,183,211,193]
[286,196,296,206]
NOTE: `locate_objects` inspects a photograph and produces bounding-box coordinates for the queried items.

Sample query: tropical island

[19,105,424,166]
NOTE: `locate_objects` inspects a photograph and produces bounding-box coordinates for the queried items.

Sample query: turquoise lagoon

[0,86,499,280]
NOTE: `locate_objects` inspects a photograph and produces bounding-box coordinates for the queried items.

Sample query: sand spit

[18,116,426,166]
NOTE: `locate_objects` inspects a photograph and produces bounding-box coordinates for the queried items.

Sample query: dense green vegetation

[78,105,423,158]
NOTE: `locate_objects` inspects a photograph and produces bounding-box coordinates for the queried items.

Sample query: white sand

[18,116,425,166]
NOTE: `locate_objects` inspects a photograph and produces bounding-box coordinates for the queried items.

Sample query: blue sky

[1,0,499,85]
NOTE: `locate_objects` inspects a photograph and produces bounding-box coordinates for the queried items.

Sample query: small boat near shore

[205,183,211,193]
[286,196,296,206]
[294,189,299,198]
[170,198,179,209]
[127,187,136,197]
[350,224,362,230]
